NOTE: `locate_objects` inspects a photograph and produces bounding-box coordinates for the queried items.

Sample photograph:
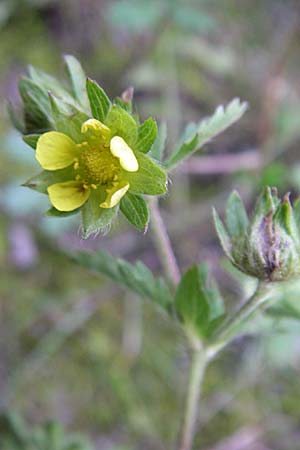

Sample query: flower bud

[213,187,300,282]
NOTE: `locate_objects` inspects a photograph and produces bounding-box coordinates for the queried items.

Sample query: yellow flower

[36,119,139,212]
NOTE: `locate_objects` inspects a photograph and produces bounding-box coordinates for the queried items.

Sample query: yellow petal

[48,181,90,211]
[36,132,77,170]
[100,181,129,209]
[110,136,138,172]
[81,119,111,138]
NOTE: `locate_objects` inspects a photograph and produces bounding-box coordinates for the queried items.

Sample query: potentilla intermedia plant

[12,54,294,450]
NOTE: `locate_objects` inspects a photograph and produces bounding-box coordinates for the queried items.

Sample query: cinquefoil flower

[36,118,140,211]
[17,59,167,237]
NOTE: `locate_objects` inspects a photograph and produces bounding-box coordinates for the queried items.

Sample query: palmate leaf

[164,98,248,170]
[74,250,173,311]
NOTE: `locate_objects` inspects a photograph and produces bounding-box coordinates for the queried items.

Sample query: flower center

[77,142,120,185]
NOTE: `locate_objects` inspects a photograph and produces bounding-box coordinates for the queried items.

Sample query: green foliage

[105,104,138,147]
[136,117,158,153]
[22,134,40,150]
[74,250,173,311]
[175,264,224,340]
[150,122,167,161]
[64,54,90,111]
[120,192,149,231]
[86,78,111,123]
[81,190,118,239]
[0,412,93,450]
[126,152,167,195]
[164,98,248,170]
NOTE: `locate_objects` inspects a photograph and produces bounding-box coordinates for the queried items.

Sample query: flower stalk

[178,346,208,450]
[149,197,181,287]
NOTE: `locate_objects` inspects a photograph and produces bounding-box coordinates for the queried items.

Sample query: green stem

[211,281,274,351]
[149,197,181,287]
[178,347,207,450]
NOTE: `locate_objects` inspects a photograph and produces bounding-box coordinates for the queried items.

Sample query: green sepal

[81,189,118,239]
[135,117,158,153]
[23,167,74,194]
[27,65,75,106]
[293,197,300,227]
[46,206,80,218]
[114,96,132,113]
[105,104,138,148]
[86,78,111,123]
[253,186,278,219]
[225,190,249,239]
[126,153,167,195]
[23,134,41,150]
[120,193,149,231]
[18,78,51,133]
[7,102,25,133]
[150,121,167,161]
[19,78,52,121]
[49,93,89,143]
[273,194,300,248]
[212,208,233,260]
[64,54,89,111]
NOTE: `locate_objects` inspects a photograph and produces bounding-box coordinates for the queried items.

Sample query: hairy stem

[211,281,274,351]
[149,197,181,287]
[178,347,208,450]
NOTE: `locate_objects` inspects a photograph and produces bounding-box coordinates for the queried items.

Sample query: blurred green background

[2,0,300,449]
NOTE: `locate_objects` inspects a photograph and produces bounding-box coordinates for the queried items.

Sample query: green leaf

[49,93,89,142]
[126,153,167,195]
[225,191,249,238]
[7,102,25,133]
[150,121,167,160]
[175,265,210,335]
[120,193,149,231]
[164,98,248,169]
[28,65,76,106]
[136,117,158,153]
[212,208,233,260]
[74,250,173,311]
[105,104,138,147]
[86,78,111,122]
[64,54,90,111]
[23,134,41,150]
[81,189,118,239]
[175,264,225,339]
[23,167,74,194]
[19,78,52,120]
[18,78,51,133]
